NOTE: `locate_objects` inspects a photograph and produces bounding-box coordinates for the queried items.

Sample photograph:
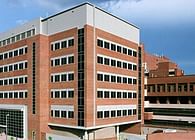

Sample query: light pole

[6,114,9,140]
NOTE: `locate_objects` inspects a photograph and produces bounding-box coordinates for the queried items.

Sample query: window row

[51,89,74,98]
[51,54,74,67]
[51,110,74,119]
[0,90,28,99]
[97,109,136,118]
[0,75,28,86]
[51,72,74,83]
[97,38,137,57]
[0,29,35,47]
[97,89,137,99]
[97,55,137,71]
[97,72,137,85]
[0,60,27,73]
[51,37,74,51]
[0,46,28,61]
[147,83,195,93]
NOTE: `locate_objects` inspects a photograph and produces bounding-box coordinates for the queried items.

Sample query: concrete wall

[147,132,195,140]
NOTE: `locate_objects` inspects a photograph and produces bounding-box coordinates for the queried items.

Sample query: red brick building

[144,53,195,131]
[0,3,144,140]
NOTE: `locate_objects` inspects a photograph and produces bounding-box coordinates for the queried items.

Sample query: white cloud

[100,0,195,26]
[16,19,28,25]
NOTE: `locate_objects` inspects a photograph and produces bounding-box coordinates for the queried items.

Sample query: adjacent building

[144,53,195,131]
[0,3,144,140]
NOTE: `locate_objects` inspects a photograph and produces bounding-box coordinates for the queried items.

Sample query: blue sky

[0,0,195,74]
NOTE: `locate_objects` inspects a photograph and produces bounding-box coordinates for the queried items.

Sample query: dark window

[68,39,74,47]
[14,64,18,70]
[133,65,137,71]
[55,110,60,117]
[123,110,127,116]
[55,42,60,50]
[55,75,60,82]
[68,73,74,81]
[61,111,66,118]
[104,58,110,65]
[133,109,136,115]
[25,77,28,83]
[19,92,23,98]
[21,32,25,39]
[128,49,132,56]
[55,91,60,98]
[123,48,127,54]
[68,56,74,64]
[128,92,132,98]
[133,79,137,84]
[117,76,121,83]
[133,93,137,98]
[104,74,110,82]
[97,111,103,118]
[128,110,132,115]
[97,39,103,47]
[0,67,3,73]
[9,92,13,98]
[14,92,18,98]
[14,50,18,56]
[51,91,54,98]
[97,91,103,98]
[25,47,28,53]
[4,66,8,72]
[19,63,23,70]
[9,52,13,58]
[0,54,3,60]
[97,74,103,81]
[4,79,8,85]
[123,77,127,83]
[0,80,3,85]
[51,44,54,51]
[4,93,8,98]
[55,59,60,66]
[123,62,127,69]
[111,44,116,51]
[97,56,103,64]
[19,48,23,55]
[68,111,74,118]
[133,51,137,57]
[111,110,116,117]
[128,78,132,84]
[111,75,116,82]
[111,59,116,67]
[128,64,132,70]
[19,77,24,84]
[9,65,13,71]
[117,110,121,116]
[111,91,116,98]
[123,92,127,98]
[61,74,67,82]
[104,111,109,118]
[61,57,67,65]
[4,53,8,59]
[117,92,121,98]
[117,61,121,68]
[61,91,66,98]
[14,78,18,84]
[9,79,13,85]
[117,46,122,53]
[68,90,74,98]
[104,91,109,98]
[25,62,28,68]
[61,41,67,48]
[104,41,110,49]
